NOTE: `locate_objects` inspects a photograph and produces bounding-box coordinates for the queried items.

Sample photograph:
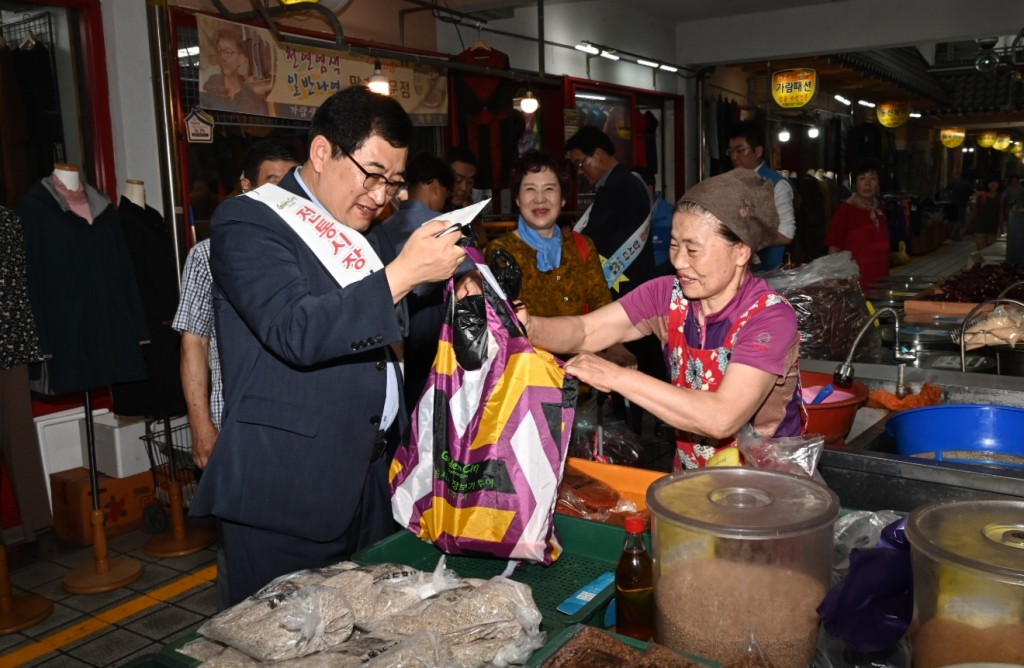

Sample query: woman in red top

[826,159,889,291]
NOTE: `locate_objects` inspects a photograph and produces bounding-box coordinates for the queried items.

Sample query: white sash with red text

[244,182,384,287]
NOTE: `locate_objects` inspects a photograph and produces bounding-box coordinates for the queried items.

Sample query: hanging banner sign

[196,14,448,126]
[771,68,816,108]
[876,101,911,128]
[977,131,997,148]
[940,128,965,148]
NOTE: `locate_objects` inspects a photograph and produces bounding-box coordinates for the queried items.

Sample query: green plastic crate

[352,514,624,632]
[525,624,719,667]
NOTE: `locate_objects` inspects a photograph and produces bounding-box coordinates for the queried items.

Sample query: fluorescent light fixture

[575,42,600,55]
[807,126,820,139]
[637,59,660,68]
[858,100,876,108]
[576,93,607,101]
[177,46,199,58]
[600,50,620,60]
[519,91,539,114]
[778,128,791,142]
[659,64,678,73]
[834,94,851,106]
[368,59,390,96]
[909,112,922,118]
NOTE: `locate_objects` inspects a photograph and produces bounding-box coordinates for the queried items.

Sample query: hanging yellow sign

[771,69,817,108]
[940,128,965,148]
[993,134,1013,151]
[977,132,997,148]
[876,101,911,128]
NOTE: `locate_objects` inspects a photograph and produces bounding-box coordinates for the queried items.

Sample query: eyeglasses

[216,48,238,58]
[725,145,752,158]
[572,155,591,170]
[338,145,407,197]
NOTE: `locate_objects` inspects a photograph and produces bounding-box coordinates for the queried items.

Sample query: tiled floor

[0,237,989,668]
[2,524,218,667]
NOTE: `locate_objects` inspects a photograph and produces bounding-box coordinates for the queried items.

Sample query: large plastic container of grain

[905,498,1024,668]
[646,468,838,668]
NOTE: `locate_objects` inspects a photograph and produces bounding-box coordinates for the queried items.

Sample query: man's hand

[191,419,219,470]
[387,220,468,302]
[563,352,625,393]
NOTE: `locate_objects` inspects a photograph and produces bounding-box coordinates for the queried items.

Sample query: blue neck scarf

[517,215,562,271]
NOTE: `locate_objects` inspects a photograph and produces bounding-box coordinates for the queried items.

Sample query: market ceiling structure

[437,0,1024,135]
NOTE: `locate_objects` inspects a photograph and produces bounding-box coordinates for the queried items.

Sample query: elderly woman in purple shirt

[507,169,806,469]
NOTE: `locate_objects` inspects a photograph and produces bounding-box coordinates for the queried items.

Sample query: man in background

[565,125,660,434]
[445,146,477,210]
[727,120,795,271]
[172,136,300,610]
[368,151,455,407]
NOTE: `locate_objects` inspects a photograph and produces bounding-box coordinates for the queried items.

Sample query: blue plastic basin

[885,404,1024,469]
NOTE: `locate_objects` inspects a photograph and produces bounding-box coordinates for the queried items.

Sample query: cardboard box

[50,468,155,545]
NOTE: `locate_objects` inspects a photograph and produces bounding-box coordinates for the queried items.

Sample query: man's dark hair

[308,85,413,157]
[242,138,301,184]
[405,151,454,190]
[851,158,883,181]
[728,120,766,151]
[565,125,615,156]
[444,146,477,167]
[509,150,572,195]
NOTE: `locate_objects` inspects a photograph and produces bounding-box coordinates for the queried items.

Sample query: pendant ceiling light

[520,90,539,114]
[368,59,390,96]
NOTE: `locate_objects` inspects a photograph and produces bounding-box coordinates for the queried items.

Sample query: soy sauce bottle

[615,514,655,640]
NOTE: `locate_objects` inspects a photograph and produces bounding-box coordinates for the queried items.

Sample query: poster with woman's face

[196,15,448,126]
[198,19,274,116]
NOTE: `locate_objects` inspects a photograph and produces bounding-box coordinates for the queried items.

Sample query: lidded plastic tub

[646,468,838,668]
[905,498,1024,668]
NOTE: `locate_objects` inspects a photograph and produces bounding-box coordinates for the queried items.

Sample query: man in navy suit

[190,86,468,605]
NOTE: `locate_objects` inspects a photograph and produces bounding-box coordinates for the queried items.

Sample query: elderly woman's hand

[563,352,623,393]
[596,343,637,369]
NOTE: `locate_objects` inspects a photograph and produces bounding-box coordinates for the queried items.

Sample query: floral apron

[667,281,804,469]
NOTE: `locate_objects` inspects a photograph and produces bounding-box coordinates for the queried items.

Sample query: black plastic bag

[452,294,488,370]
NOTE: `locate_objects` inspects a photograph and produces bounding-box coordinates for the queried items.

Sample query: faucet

[833,307,916,396]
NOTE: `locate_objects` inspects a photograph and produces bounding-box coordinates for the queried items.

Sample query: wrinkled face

[516,168,565,238]
[307,134,407,232]
[670,211,748,304]
[216,37,243,76]
[568,149,602,187]
[855,171,879,199]
[727,137,763,171]
[449,161,476,208]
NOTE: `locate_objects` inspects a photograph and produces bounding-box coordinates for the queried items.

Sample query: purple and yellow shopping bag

[390,256,577,565]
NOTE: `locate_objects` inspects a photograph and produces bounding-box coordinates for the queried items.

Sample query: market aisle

[1,527,218,667]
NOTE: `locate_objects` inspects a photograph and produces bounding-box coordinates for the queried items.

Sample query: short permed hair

[509,150,572,195]
[565,125,615,156]
[307,85,413,157]
[405,151,454,190]
[851,158,882,182]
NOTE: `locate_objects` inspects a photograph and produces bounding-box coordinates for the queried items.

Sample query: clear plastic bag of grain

[321,558,461,627]
[198,578,356,662]
[367,576,545,668]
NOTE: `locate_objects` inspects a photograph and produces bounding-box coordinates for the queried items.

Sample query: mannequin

[807,168,821,180]
[52,163,81,191]
[124,179,145,208]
